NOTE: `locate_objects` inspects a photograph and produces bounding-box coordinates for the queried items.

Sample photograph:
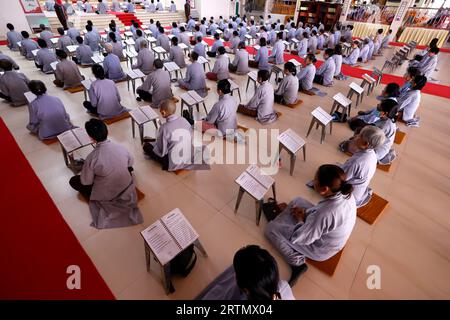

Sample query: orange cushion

[284,99,303,109]
[394,130,406,144]
[276,111,283,118]
[136,187,145,202]
[377,163,391,172]
[65,85,84,93]
[104,112,130,125]
[307,248,344,276]
[357,193,389,225]
[174,169,189,175]
[42,138,58,145]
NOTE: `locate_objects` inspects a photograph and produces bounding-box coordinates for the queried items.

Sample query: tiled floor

[1,42,449,300]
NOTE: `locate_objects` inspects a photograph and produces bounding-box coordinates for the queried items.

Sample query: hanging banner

[19,0,43,14]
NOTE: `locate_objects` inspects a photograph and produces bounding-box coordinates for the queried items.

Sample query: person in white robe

[45,0,55,11]
[6,24,23,51]
[69,119,144,229]
[332,44,343,79]
[19,31,39,60]
[125,0,135,13]
[170,1,176,12]
[156,0,163,11]
[398,75,427,125]
[340,126,385,207]
[35,39,58,74]
[111,0,121,11]
[274,62,299,105]
[0,60,29,107]
[96,0,109,14]
[84,0,94,13]
[206,47,229,81]
[269,33,285,65]
[197,245,295,300]
[132,41,154,75]
[83,64,129,119]
[314,48,336,87]
[102,44,126,81]
[229,42,250,75]
[343,41,360,65]
[296,33,308,57]
[26,80,75,140]
[84,25,101,52]
[419,47,439,79]
[297,54,316,92]
[308,31,318,54]
[136,59,174,108]
[237,70,278,124]
[53,50,84,88]
[359,39,370,63]
[74,36,94,65]
[248,38,270,71]
[266,164,356,286]
[147,0,156,13]
[380,30,393,51]
[178,52,208,98]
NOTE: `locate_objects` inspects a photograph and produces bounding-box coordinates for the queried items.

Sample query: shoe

[288,263,308,287]
[136,97,142,102]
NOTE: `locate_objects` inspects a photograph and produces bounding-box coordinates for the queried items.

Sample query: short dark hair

[109,32,117,43]
[217,79,231,94]
[413,75,427,90]
[429,47,439,54]
[217,46,226,55]
[190,51,199,61]
[6,23,14,30]
[37,38,47,48]
[334,44,342,55]
[306,53,317,63]
[86,24,93,32]
[324,48,334,57]
[56,49,67,59]
[21,31,30,38]
[233,245,280,301]
[378,98,399,120]
[214,33,220,40]
[85,119,108,142]
[171,36,178,45]
[257,69,271,82]
[136,29,143,37]
[158,26,164,33]
[277,32,283,39]
[0,59,13,71]
[28,80,47,96]
[384,82,400,98]
[196,36,202,42]
[259,37,267,46]
[57,27,65,36]
[284,61,296,76]
[87,20,93,26]
[154,59,164,69]
[92,64,105,80]
[316,164,353,197]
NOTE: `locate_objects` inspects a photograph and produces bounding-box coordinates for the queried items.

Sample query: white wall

[195,0,232,20]
[0,0,33,40]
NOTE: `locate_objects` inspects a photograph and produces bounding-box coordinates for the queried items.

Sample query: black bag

[170,244,197,277]
[332,111,348,123]
[262,198,282,222]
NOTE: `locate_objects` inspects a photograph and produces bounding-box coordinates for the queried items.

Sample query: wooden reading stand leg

[131,118,136,139]
[271,183,277,202]
[306,118,315,138]
[246,77,251,92]
[289,151,296,176]
[138,124,144,145]
[302,145,306,161]
[320,124,326,144]
[255,198,263,225]
[61,145,70,167]
[162,262,174,294]
[144,242,151,273]
[194,239,208,257]
[234,186,245,213]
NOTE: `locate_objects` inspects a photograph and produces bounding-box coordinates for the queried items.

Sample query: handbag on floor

[170,244,197,277]
[262,198,282,222]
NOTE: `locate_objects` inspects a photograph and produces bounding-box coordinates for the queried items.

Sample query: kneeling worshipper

[26,80,75,140]
[274,62,300,105]
[69,119,144,229]
[0,60,30,107]
[265,164,356,286]
[237,69,278,124]
[103,43,127,81]
[142,100,209,172]
[53,49,84,88]
[83,64,129,119]
[35,39,58,74]
[205,46,229,81]
[196,245,295,300]
[136,59,173,108]
[177,51,208,98]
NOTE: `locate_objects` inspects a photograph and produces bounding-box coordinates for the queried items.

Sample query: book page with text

[246,165,274,189]
[129,108,148,125]
[235,171,267,200]
[141,105,159,121]
[141,220,181,266]
[161,208,199,250]
[57,130,80,153]
[72,127,92,146]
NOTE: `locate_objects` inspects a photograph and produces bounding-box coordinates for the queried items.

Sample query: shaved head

[160,99,176,115]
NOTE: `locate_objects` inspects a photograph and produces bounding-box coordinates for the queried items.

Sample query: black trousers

[69,175,93,200]
[136,89,153,102]
[83,101,98,115]
[143,142,170,171]
[313,74,324,85]
[35,62,43,70]
[206,51,216,58]
[72,56,80,64]
[274,94,285,104]
[0,92,12,102]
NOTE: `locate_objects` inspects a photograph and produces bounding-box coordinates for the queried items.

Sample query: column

[389,0,415,38]
[339,0,353,23]
[264,0,274,20]
[293,0,302,24]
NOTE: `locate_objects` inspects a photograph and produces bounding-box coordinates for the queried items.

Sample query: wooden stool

[229,79,242,102]
[371,68,383,86]
[277,129,306,176]
[306,107,333,144]
[330,93,352,121]
[346,82,365,107]
[394,130,406,144]
[360,74,376,96]
[357,193,389,225]
[246,71,258,93]
[306,248,344,276]
[104,112,131,125]
[180,90,207,118]
[271,64,284,83]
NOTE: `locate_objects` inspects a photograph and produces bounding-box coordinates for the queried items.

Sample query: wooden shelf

[296,1,342,30]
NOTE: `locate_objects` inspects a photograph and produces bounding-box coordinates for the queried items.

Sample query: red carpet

[112,12,142,27]
[389,41,450,53]
[202,37,450,99]
[0,118,115,300]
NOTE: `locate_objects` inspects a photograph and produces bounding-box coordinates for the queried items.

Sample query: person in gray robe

[296,34,308,57]
[297,53,317,91]
[340,126,385,207]
[249,38,270,70]
[38,24,54,48]
[269,33,285,65]
[179,27,190,46]
[0,60,29,107]
[69,119,144,229]
[84,25,101,52]
[183,79,237,139]
[308,31,318,54]
[35,39,58,74]
[227,32,240,54]
[333,45,343,79]
[0,51,19,70]
[343,41,360,65]
[170,1,176,12]
[274,62,299,105]
[156,27,171,52]
[147,0,156,13]
[197,245,295,300]
[26,80,75,140]
[178,52,208,98]
[168,37,186,68]
[132,41,154,75]
[67,23,80,43]
[103,44,126,81]
[136,59,173,107]
[74,36,94,65]
[314,48,336,87]
[53,50,84,88]
[156,0,163,11]
[419,47,439,79]
[398,75,426,125]
[193,36,206,58]
[96,0,109,14]
[6,24,23,51]
[45,0,55,11]
[237,69,278,125]
[19,31,39,60]
[134,31,149,53]
[229,42,250,75]
[84,0,94,13]
[206,47,229,81]
[266,164,356,286]
[206,33,223,58]
[83,64,128,119]
[56,27,73,52]
[107,33,125,60]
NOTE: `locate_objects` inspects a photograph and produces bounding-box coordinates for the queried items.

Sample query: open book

[66,45,78,53]
[153,46,167,54]
[127,69,146,79]
[57,127,92,153]
[24,91,37,104]
[288,59,302,68]
[126,48,138,58]
[235,165,275,200]
[50,61,58,72]
[164,61,180,72]
[140,208,199,266]
[180,90,204,106]
[278,129,305,154]
[81,79,92,91]
[92,55,104,64]
[197,56,209,64]
[129,105,159,125]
